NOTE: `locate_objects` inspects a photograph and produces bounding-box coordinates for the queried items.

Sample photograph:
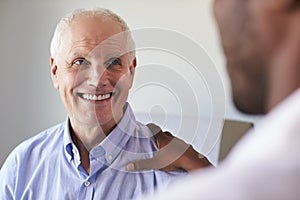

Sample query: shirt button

[84,181,90,187]
[107,155,113,161]
[73,148,78,155]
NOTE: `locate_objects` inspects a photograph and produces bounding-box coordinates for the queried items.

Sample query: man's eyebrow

[67,51,89,60]
[103,53,130,63]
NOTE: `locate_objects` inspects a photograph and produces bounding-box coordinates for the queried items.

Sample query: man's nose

[87,64,109,87]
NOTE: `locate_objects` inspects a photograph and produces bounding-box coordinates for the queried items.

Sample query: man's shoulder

[9,122,66,159]
[22,122,64,144]
[0,122,67,197]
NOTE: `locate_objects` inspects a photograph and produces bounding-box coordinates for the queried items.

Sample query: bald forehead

[68,15,123,40]
[57,14,129,55]
[56,14,134,64]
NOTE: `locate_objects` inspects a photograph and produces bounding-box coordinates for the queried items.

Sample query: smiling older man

[0,8,211,200]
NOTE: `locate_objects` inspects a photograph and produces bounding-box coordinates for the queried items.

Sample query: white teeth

[98,94,110,100]
[82,94,88,99]
[82,93,111,101]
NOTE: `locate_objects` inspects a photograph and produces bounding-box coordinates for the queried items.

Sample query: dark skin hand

[127,123,212,172]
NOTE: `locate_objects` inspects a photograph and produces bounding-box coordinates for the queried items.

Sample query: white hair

[50,8,135,60]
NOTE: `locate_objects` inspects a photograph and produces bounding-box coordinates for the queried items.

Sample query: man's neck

[267,22,300,112]
[68,108,125,174]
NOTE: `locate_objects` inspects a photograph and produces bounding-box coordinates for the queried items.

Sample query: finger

[162,131,173,137]
[127,157,180,172]
[127,138,191,171]
[146,123,162,136]
[127,157,159,171]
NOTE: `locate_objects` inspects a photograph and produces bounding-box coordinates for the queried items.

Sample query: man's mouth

[79,92,113,101]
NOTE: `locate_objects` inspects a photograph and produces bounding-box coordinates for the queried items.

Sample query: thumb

[127,157,159,171]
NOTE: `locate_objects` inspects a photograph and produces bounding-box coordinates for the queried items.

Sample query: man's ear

[267,0,300,11]
[128,57,137,88]
[129,57,137,75]
[50,57,59,89]
[286,0,300,10]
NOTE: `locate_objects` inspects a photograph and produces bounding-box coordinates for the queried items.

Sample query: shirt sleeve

[0,151,18,200]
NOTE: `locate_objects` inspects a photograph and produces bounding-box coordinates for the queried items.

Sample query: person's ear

[129,57,137,75]
[267,0,300,12]
[50,57,59,89]
[128,57,137,88]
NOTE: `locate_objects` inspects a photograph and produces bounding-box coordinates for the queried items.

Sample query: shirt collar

[63,103,140,164]
[90,103,136,164]
[63,117,75,163]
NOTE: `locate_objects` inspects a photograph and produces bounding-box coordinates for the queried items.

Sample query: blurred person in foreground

[0,8,210,200]
[134,0,300,199]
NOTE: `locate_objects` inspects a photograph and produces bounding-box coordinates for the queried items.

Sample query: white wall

[0,0,261,167]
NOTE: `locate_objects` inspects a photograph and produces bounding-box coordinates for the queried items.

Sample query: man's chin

[233,98,265,115]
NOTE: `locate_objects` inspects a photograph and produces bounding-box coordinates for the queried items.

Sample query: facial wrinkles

[67,39,100,58]
[52,16,134,143]
[99,36,131,59]
[69,36,127,62]
[70,53,129,99]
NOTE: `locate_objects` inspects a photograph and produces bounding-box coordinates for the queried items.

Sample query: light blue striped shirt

[0,104,186,200]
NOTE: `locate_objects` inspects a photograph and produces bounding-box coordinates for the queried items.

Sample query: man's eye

[73,59,89,66]
[107,58,122,66]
